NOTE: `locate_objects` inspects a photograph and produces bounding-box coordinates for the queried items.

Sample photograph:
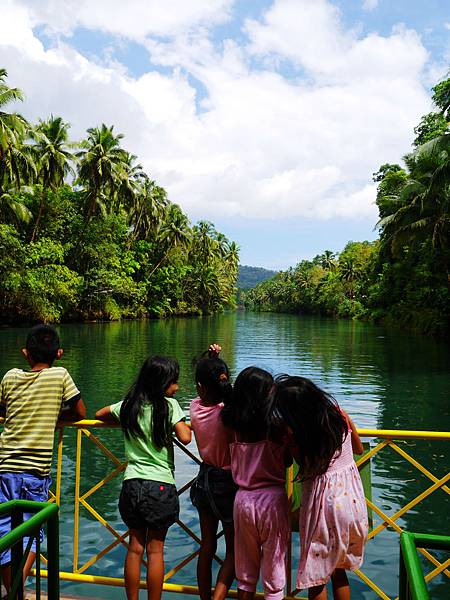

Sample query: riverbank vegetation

[243,77,450,336]
[0,69,239,323]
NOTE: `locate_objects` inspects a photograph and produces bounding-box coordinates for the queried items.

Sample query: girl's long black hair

[120,355,180,449]
[272,375,347,479]
[221,366,275,442]
[195,354,232,405]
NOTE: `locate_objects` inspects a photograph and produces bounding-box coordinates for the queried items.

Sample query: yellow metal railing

[27,422,450,600]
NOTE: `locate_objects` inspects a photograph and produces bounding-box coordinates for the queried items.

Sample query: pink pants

[234,487,289,600]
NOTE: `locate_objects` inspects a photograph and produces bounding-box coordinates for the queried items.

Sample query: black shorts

[119,479,179,531]
[190,463,237,524]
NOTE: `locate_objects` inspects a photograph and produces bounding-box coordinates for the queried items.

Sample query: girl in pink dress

[273,376,368,600]
[190,345,237,600]
[222,367,292,600]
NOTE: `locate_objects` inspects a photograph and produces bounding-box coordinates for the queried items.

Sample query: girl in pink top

[190,346,237,600]
[273,376,368,600]
[222,367,292,600]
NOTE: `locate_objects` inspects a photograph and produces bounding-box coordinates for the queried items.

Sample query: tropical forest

[1,68,449,337]
[0,69,239,323]
[242,77,450,336]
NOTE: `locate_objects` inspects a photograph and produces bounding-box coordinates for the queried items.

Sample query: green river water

[0,313,449,599]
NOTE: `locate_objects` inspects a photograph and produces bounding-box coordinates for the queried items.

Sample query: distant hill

[238,265,277,289]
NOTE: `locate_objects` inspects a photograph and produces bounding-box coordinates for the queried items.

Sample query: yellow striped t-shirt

[0,367,81,476]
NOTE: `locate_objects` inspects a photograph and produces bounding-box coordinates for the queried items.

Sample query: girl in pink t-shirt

[190,346,237,600]
[221,367,292,600]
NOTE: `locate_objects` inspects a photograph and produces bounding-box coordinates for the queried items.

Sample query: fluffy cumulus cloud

[14,0,233,38]
[0,0,432,224]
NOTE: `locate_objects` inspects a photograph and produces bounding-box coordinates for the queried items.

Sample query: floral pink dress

[297,429,368,589]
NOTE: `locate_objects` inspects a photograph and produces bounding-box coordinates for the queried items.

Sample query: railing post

[73,428,82,573]
[11,501,24,600]
[47,507,60,600]
[399,535,408,600]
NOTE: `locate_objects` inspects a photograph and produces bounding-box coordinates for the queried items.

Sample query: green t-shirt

[110,397,186,484]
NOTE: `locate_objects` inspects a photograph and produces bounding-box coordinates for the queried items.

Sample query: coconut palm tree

[115,151,145,213]
[130,180,169,241]
[76,124,127,220]
[0,186,33,224]
[0,68,35,205]
[30,115,76,240]
[148,203,191,276]
[377,135,450,261]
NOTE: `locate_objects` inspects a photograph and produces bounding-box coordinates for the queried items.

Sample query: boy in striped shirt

[0,324,86,591]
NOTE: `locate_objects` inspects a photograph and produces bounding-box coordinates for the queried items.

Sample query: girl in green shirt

[96,356,191,600]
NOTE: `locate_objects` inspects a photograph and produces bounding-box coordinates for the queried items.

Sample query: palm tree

[0,68,35,199]
[76,124,126,220]
[115,151,145,213]
[320,250,337,271]
[148,203,191,277]
[30,115,76,240]
[0,186,33,225]
[191,221,217,265]
[377,135,450,263]
[130,180,168,241]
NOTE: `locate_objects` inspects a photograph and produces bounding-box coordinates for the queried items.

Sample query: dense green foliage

[243,78,450,336]
[237,265,277,289]
[0,70,239,323]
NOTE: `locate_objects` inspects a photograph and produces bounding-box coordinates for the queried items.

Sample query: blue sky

[2,0,449,269]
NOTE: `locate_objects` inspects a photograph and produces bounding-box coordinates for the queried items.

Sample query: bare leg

[125,528,146,600]
[146,529,167,600]
[1,563,11,593]
[197,511,219,600]
[23,550,36,582]
[1,550,36,597]
[331,569,350,600]
[237,589,255,600]
[308,584,327,600]
[212,522,235,600]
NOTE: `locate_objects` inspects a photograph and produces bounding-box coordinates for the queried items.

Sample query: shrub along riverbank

[242,78,450,337]
[0,69,238,323]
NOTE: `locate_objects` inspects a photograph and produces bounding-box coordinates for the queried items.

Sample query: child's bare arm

[59,397,86,422]
[343,411,364,455]
[95,405,118,424]
[174,420,191,445]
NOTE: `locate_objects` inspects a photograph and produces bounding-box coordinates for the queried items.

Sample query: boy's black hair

[120,355,180,449]
[195,355,232,406]
[26,324,60,365]
[272,375,347,480]
[221,366,275,442]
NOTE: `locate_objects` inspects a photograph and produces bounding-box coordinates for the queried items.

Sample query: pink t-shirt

[190,397,232,470]
[230,438,289,490]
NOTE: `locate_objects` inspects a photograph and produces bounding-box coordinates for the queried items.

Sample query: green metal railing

[399,532,450,600]
[0,500,59,600]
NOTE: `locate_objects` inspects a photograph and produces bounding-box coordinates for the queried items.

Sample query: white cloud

[14,0,234,39]
[444,22,450,31]
[0,0,432,225]
[362,0,379,11]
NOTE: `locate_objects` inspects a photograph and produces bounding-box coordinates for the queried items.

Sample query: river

[0,313,449,599]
